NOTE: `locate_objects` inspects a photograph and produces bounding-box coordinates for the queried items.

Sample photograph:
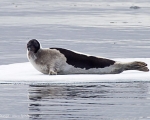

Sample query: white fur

[27,50,50,74]
[59,62,120,74]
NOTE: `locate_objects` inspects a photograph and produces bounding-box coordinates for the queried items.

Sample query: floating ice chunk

[130,6,140,9]
[0,58,149,84]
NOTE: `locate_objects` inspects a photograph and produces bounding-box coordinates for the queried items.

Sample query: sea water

[0,83,150,120]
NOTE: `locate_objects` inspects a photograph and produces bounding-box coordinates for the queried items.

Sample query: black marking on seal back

[50,48,115,70]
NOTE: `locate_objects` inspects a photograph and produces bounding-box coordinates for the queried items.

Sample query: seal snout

[27,45,33,52]
[27,47,31,51]
[27,43,35,52]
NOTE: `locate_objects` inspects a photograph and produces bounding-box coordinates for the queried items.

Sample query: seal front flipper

[49,68,57,75]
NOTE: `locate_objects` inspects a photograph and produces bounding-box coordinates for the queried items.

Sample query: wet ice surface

[0,0,150,120]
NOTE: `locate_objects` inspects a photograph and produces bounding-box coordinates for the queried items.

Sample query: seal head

[27,39,40,53]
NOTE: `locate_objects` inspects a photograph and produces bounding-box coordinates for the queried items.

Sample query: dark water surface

[0,82,150,120]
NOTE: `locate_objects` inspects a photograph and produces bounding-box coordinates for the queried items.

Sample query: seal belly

[58,62,117,74]
[29,58,49,74]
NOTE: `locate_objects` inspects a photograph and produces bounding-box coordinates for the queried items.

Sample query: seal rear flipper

[125,61,149,72]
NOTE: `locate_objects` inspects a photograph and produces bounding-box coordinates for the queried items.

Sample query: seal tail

[124,61,149,72]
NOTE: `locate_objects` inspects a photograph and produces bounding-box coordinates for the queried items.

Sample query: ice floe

[0,58,149,84]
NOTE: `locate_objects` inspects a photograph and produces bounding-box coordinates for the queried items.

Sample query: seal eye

[34,41,39,47]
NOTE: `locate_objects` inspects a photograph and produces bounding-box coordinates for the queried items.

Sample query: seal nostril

[28,47,31,51]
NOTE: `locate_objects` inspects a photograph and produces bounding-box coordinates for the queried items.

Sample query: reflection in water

[28,82,150,120]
